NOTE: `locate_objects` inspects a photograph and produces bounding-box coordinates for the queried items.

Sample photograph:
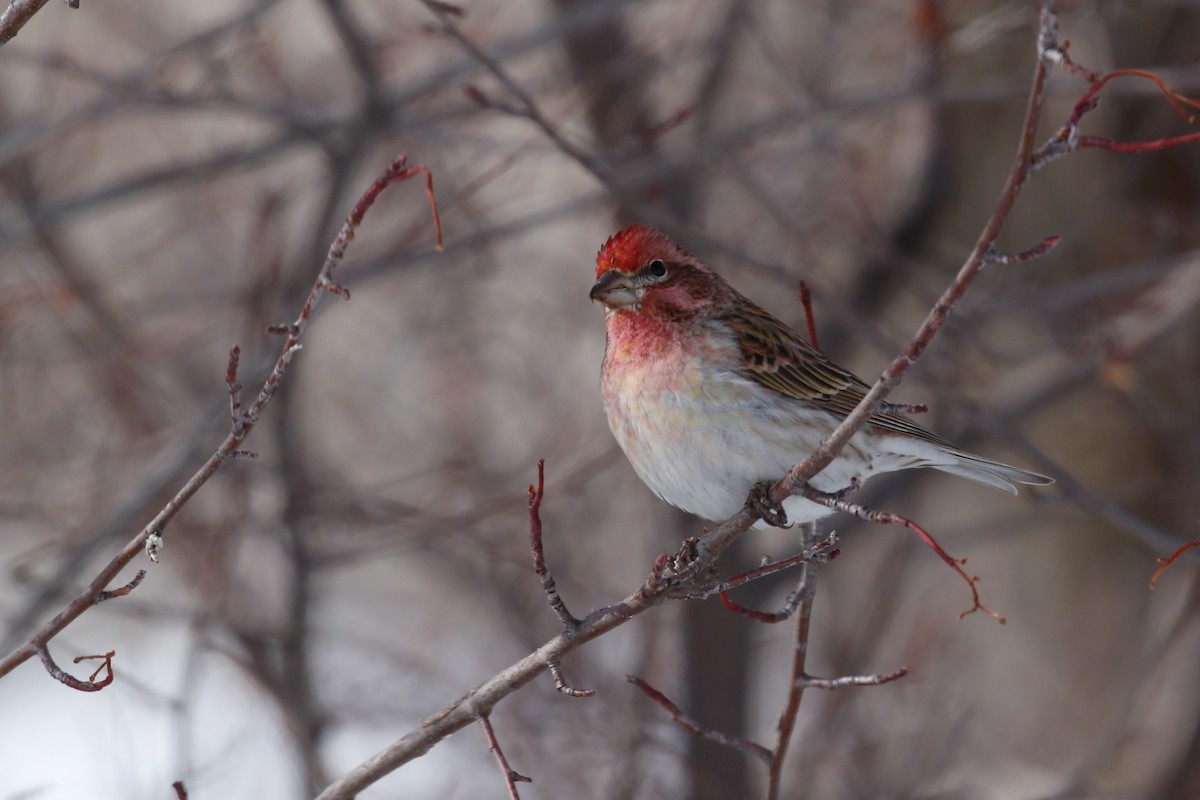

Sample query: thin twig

[984,234,1061,265]
[528,460,580,628]
[626,673,772,764]
[478,714,531,799]
[766,544,818,800]
[94,570,146,604]
[801,485,1005,624]
[547,658,595,698]
[879,401,929,415]
[35,646,115,692]
[797,280,819,350]
[799,668,910,690]
[720,571,807,625]
[1150,540,1200,589]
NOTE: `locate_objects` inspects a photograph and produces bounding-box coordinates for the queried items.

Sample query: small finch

[590,224,1052,527]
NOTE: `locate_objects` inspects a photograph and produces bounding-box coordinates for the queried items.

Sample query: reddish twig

[626,673,772,764]
[720,586,803,624]
[1032,62,1200,170]
[36,646,115,692]
[1149,540,1200,589]
[798,667,910,690]
[478,714,531,799]
[801,486,1005,624]
[0,153,443,685]
[94,569,146,604]
[797,280,819,350]
[528,460,580,628]
[1076,131,1200,154]
[172,781,189,800]
[984,235,1061,266]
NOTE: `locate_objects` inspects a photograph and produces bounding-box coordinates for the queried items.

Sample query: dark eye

[647,259,667,278]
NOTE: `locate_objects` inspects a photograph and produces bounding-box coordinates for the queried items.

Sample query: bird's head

[589,225,719,319]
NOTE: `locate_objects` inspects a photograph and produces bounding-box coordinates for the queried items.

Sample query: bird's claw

[747,481,789,528]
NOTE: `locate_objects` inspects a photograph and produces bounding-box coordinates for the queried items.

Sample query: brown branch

[0,153,443,684]
[479,714,531,799]
[172,781,189,800]
[626,674,772,764]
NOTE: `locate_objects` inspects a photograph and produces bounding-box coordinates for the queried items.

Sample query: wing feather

[722,304,953,447]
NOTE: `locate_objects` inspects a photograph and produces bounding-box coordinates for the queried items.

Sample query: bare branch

[799,668,910,690]
[479,714,531,799]
[625,674,772,765]
[767,542,818,800]
[35,646,115,692]
[0,0,63,47]
[802,485,1006,624]
[528,459,580,629]
[547,659,595,699]
[1150,541,1200,589]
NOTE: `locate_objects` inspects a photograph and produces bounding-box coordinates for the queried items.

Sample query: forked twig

[801,485,1005,624]
[479,714,531,799]
[35,646,115,692]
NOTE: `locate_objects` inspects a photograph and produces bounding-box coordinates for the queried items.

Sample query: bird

[589,224,1052,528]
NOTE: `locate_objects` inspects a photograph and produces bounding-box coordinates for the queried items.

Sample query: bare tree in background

[1,1,1199,799]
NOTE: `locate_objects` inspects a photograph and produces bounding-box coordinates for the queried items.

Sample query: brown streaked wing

[722,304,954,447]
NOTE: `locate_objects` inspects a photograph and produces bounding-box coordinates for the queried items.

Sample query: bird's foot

[747,481,790,528]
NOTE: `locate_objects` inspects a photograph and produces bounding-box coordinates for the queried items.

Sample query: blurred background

[1,0,1198,798]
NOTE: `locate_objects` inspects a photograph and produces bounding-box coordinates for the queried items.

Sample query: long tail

[931,449,1054,495]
